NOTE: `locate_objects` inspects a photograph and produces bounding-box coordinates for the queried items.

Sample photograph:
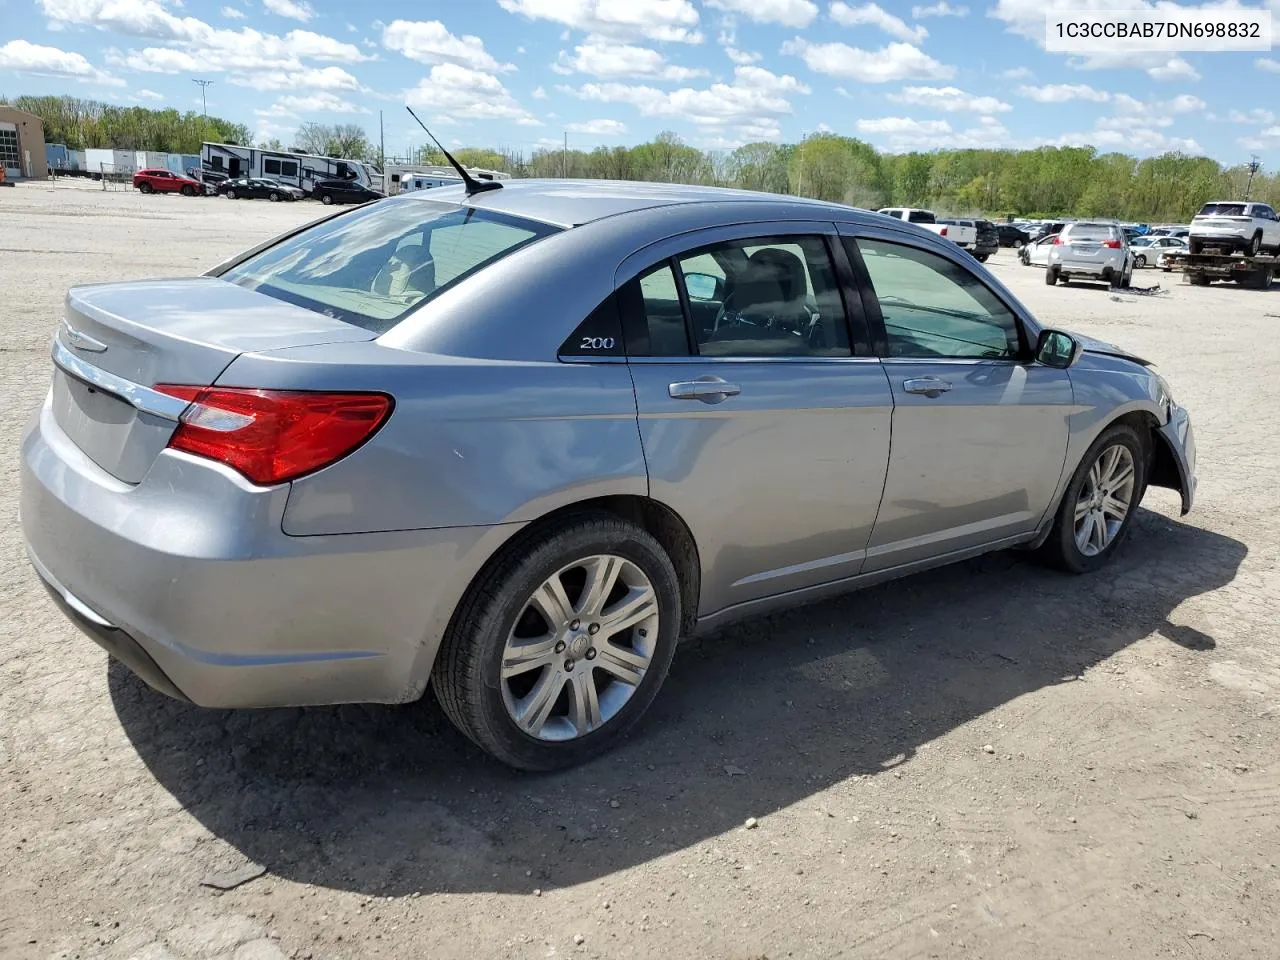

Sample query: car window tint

[854,238,1021,361]
[222,198,560,333]
[677,236,849,358]
[1065,224,1116,241]
[907,210,936,224]
[636,263,690,357]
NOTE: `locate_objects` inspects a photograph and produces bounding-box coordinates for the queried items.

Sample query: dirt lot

[2,181,1279,960]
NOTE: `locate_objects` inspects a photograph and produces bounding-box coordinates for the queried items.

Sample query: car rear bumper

[1050,253,1127,278]
[20,393,514,708]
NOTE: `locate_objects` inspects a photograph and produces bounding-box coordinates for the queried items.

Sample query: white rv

[200,142,379,194]
[384,163,510,195]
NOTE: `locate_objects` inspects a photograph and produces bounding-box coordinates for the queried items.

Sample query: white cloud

[0,38,125,85]
[229,65,362,90]
[1257,58,1280,73]
[221,5,245,18]
[725,47,761,64]
[1227,108,1276,125]
[782,38,953,82]
[912,2,968,16]
[569,65,808,142]
[382,20,513,72]
[261,92,366,116]
[1054,126,1203,155]
[532,85,547,98]
[830,2,927,43]
[1261,125,1280,137]
[888,85,1011,113]
[857,114,1016,150]
[1001,66,1033,79]
[1016,82,1111,103]
[555,39,706,80]
[405,62,542,125]
[134,87,164,99]
[263,0,314,22]
[567,117,628,135]
[1147,57,1200,81]
[705,0,817,28]
[496,0,703,44]
[112,45,201,72]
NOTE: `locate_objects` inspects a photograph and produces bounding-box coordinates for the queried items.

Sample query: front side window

[853,238,1022,360]
[222,198,560,332]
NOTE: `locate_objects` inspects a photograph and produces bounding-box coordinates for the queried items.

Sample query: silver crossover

[21,181,1197,770]
[1046,221,1135,287]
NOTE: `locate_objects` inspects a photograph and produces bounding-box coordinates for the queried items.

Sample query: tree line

[6,96,1275,221]
[2,95,250,155]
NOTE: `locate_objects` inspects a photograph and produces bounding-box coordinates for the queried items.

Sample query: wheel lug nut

[570,619,581,631]
[554,641,566,654]
[586,648,597,661]
[564,659,575,671]
[588,623,600,636]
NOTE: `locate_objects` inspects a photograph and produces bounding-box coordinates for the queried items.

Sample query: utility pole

[563,131,568,178]
[1244,155,1262,200]
[192,78,213,119]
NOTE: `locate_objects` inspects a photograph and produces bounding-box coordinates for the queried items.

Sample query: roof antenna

[405,106,502,196]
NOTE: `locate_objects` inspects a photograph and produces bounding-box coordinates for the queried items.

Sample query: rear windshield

[907,210,936,224]
[1197,203,1247,217]
[1065,224,1118,241]
[222,198,560,332]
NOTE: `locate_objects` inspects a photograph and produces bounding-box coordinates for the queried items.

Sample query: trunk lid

[51,277,376,483]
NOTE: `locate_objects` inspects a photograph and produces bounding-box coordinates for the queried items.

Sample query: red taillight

[939,226,948,237]
[154,386,393,486]
[1052,236,1064,244]
[1102,239,1122,249]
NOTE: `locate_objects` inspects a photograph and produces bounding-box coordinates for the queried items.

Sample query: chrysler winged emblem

[62,322,108,353]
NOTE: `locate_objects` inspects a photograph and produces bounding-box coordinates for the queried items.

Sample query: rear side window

[559,294,625,358]
[221,198,560,333]
[907,210,936,224]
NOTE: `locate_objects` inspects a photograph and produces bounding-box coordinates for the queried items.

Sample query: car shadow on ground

[111,506,1245,897]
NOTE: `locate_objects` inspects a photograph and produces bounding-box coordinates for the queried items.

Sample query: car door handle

[903,377,953,398]
[668,376,741,403]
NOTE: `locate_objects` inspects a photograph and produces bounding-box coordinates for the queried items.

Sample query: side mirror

[683,272,723,302]
[1036,329,1083,369]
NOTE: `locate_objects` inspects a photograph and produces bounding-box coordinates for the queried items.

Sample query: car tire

[269,191,281,202]
[1134,254,1146,268]
[1013,239,1024,249]
[1247,232,1263,257]
[1045,266,1058,285]
[1038,423,1148,575]
[225,189,236,199]
[1189,274,1211,286]
[1120,264,1133,289]
[433,514,682,770]
[137,182,152,194]
[320,193,334,205]
[1188,238,1203,255]
[180,185,194,197]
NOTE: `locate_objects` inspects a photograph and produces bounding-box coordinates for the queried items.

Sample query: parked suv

[1188,201,1280,256]
[312,178,385,205]
[133,168,202,196]
[1046,221,1134,287]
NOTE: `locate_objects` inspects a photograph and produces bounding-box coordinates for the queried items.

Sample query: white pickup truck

[877,208,976,249]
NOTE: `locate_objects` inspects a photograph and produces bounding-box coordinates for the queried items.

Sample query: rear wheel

[1038,423,1147,574]
[225,188,236,199]
[1247,232,1263,256]
[975,253,989,263]
[1188,238,1203,255]
[320,192,334,205]
[1045,266,1059,285]
[433,515,682,770]
[180,184,194,197]
[269,191,281,202]
[1133,254,1146,269]
[1189,273,1211,286]
[1013,239,1025,249]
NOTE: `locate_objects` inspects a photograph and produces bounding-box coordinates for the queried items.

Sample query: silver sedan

[21,180,1197,770]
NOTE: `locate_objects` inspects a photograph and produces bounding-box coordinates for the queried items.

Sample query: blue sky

[1,0,1278,163]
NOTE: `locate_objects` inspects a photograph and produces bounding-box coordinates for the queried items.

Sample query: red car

[133,168,202,196]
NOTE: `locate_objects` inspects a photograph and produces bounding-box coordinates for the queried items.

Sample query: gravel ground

[2,181,1279,960]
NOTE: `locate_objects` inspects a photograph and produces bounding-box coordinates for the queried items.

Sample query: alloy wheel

[500,555,659,742]
[1074,444,1136,557]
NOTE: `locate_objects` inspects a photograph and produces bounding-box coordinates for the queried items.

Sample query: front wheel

[1038,424,1147,574]
[1134,254,1146,269]
[1013,239,1025,249]
[225,189,236,199]
[320,193,334,205]
[137,182,153,194]
[433,515,682,770]
[269,191,281,202]
[975,253,989,263]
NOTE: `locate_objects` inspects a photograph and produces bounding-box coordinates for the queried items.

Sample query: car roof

[398,178,860,229]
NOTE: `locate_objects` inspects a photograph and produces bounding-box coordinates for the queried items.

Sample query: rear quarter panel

[219,344,647,536]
